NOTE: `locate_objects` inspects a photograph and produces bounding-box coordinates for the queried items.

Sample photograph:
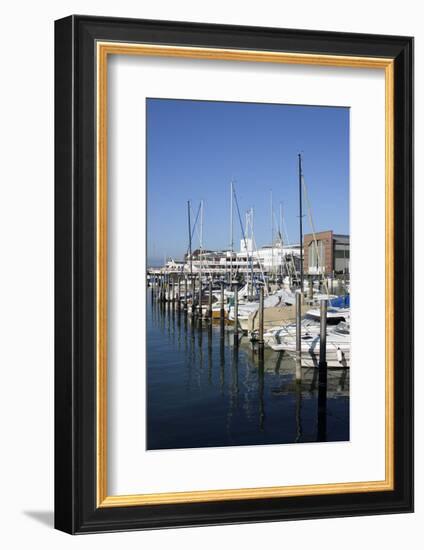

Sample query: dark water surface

[147,290,349,450]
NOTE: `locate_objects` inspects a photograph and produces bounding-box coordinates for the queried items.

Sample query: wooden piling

[233,283,238,335]
[295,290,302,381]
[191,276,196,317]
[317,298,328,441]
[308,275,313,301]
[161,275,165,302]
[258,286,264,346]
[198,277,202,318]
[220,281,225,320]
[319,299,328,368]
[184,277,188,310]
[208,280,212,319]
[177,277,181,309]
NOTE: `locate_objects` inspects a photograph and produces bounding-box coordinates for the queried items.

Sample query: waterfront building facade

[152,232,349,277]
[303,230,350,275]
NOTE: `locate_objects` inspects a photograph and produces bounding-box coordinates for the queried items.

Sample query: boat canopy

[329,295,350,308]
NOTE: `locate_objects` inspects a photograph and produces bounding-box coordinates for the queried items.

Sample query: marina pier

[146,287,349,450]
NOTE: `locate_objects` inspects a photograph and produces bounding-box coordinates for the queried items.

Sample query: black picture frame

[55,15,413,534]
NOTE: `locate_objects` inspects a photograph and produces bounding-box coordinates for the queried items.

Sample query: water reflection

[147,289,349,451]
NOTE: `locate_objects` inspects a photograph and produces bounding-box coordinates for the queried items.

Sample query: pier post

[166,276,171,312]
[317,298,328,441]
[161,275,165,303]
[184,276,188,310]
[308,275,313,301]
[233,283,238,337]
[343,268,347,297]
[220,281,225,320]
[258,286,264,347]
[219,313,225,390]
[295,290,302,381]
[208,280,213,319]
[177,276,181,309]
[319,299,328,369]
[258,346,265,428]
[198,277,202,319]
[191,276,196,317]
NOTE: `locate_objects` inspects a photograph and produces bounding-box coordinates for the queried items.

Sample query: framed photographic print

[54,15,413,533]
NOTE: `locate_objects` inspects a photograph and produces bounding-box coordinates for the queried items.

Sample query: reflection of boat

[270,366,350,398]
[226,333,350,395]
[267,321,350,368]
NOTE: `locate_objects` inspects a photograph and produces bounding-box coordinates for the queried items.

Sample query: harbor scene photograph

[146,98,350,451]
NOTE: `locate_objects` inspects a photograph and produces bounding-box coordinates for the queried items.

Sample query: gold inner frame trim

[96,41,395,508]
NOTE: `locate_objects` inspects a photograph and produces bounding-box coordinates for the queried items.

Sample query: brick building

[304,230,349,275]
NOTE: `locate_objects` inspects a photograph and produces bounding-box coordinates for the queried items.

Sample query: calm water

[147,290,349,450]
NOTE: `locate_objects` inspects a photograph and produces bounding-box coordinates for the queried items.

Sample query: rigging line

[232,186,254,293]
[301,174,330,297]
[191,202,202,243]
[251,234,269,296]
[282,216,298,281]
[232,188,250,256]
[272,210,284,243]
[276,201,288,279]
[271,209,284,279]
[198,200,204,278]
[185,202,201,257]
[249,208,255,295]
[279,202,285,278]
[192,201,205,277]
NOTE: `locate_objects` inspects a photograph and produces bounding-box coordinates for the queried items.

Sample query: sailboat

[264,153,350,368]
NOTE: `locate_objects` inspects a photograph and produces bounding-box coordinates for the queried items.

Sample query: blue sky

[147,98,349,266]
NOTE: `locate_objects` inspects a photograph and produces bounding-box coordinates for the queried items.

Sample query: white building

[161,240,301,275]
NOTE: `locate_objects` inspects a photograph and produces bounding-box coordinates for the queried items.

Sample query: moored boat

[267,321,350,368]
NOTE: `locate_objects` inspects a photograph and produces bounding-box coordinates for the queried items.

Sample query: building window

[334,248,350,259]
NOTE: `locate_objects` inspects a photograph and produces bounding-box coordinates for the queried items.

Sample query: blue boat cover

[329,295,350,308]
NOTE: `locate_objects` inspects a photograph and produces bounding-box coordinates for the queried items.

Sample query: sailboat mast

[230,180,233,284]
[245,211,249,296]
[250,208,254,297]
[200,200,203,280]
[270,190,274,278]
[187,200,193,277]
[298,153,304,294]
[280,202,283,279]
